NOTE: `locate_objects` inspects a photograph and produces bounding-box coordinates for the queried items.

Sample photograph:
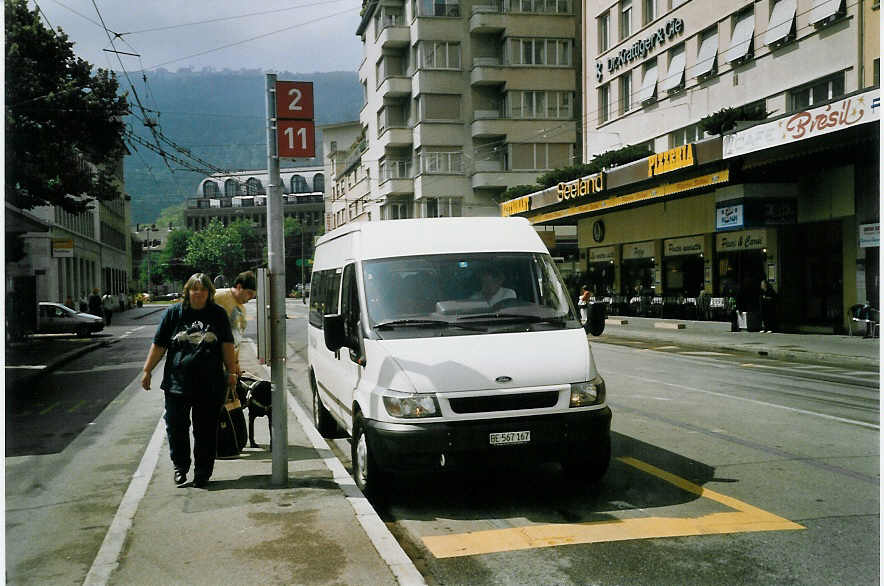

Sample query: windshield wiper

[374,319,486,331]
[456,313,570,326]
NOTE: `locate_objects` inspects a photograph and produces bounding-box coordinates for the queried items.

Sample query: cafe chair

[848,304,879,338]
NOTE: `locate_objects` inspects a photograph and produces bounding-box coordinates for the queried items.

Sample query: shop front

[715,227,776,317]
[586,246,616,298]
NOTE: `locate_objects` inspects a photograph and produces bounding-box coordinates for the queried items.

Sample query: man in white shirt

[213,271,258,375]
[470,265,516,306]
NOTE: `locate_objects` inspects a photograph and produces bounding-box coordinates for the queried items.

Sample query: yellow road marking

[422,457,804,558]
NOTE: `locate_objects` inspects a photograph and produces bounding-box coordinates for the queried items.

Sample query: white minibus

[307,217,611,500]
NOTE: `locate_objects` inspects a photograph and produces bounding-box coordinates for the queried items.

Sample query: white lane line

[680,351,732,356]
[83,416,165,586]
[245,340,425,586]
[613,372,880,430]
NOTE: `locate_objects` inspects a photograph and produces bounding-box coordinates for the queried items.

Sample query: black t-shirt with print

[153,302,234,396]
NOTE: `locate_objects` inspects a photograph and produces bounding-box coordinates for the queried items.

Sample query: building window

[598,11,610,52]
[379,158,413,182]
[638,60,658,103]
[619,0,632,41]
[376,52,406,84]
[809,0,846,26]
[507,0,571,14]
[509,90,573,119]
[374,5,403,38]
[692,26,718,80]
[420,197,461,217]
[509,38,572,66]
[724,7,755,65]
[418,149,464,174]
[313,174,325,193]
[246,178,263,195]
[291,175,309,193]
[598,84,610,123]
[418,41,461,69]
[619,71,632,114]
[765,0,797,47]
[224,179,238,196]
[510,143,570,170]
[660,43,685,93]
[203,181,219,197]
[788,72,845,112]
[668,123,703,147]
[418,94,461,121]
[417,0,460,17]
[669,0,688,8]
[643,0,657,25]
[874,59,880,86]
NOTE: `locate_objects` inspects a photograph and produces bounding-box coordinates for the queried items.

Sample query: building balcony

[471,118,576,141]
[470,61,575,90]
[413,173,470,199]
[376,126,413,149]
[411,69,463,96]
[469,7,507,33]
[469,9,574,36]
[413,122,465,149]
[377,177,415,198]
[377,24,410,48]
[377,75,411,98]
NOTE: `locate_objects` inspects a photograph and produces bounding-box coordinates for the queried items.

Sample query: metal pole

[265,73,288,486]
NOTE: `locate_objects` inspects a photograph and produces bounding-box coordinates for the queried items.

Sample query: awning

[724,11,755,63]
[764,0,796,45]
[810,0,844,24]
[637,63,658,102]
[660,47,685,93]
[691,31,718,78]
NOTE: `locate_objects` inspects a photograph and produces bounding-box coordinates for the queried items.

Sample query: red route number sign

[275,81,315,158]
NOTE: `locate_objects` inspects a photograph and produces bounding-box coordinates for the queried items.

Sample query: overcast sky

[32,0,365,74]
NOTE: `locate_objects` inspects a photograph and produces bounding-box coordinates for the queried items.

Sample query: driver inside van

[470,265,516,306]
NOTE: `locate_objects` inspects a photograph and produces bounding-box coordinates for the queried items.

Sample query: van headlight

[570,376,605,407]
[382,391,440,418]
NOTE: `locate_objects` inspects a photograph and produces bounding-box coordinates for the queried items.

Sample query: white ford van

[307,217,611,500]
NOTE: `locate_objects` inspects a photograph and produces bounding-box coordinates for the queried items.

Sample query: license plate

[489,431,531,446]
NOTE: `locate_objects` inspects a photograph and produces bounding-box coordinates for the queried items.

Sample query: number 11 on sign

[277,120,315,158]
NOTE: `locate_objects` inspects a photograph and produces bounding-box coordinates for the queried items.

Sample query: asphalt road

[281,303,879,585]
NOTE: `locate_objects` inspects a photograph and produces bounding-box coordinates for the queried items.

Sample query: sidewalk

[595,315,880,370]
[93,339,423,585]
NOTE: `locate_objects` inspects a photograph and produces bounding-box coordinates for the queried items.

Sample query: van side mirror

[585,301,606,336]
[323,314,347,352]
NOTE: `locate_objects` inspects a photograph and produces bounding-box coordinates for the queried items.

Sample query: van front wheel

[352,414,388,503]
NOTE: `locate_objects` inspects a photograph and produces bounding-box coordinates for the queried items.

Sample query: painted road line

[421,457,803,559]
[680,351,732,356]
[651,345,680,350]
[55,361,145,375]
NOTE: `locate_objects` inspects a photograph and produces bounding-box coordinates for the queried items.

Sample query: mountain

[123,68,362,224]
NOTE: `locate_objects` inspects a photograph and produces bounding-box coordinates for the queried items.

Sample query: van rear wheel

[352,413,388,504]
[311,374,336,438]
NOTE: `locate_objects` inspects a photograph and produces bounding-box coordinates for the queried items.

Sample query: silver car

[37,302,104,337]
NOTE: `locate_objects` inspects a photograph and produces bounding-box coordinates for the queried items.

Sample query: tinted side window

[341,263,361,342]
[309,271,325,327]
[308,268,342,328]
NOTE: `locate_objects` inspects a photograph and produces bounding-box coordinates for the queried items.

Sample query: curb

[14,340,108,386]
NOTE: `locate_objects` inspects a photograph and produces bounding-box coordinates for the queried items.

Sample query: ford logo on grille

[495,376,512,383]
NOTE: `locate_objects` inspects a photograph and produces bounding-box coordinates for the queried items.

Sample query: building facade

[500,0,879,332]
[352,0,580,222]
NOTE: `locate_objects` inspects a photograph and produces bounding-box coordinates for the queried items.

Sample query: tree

[156,228,195,285]
[5,0,128,213]
[184,218,260,279]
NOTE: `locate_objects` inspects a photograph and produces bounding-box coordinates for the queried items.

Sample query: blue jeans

[164,389,224,480]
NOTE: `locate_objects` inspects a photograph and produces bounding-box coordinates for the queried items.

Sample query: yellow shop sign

[557,172,605,202]
[648,144,695,177]
[500,196,530,217]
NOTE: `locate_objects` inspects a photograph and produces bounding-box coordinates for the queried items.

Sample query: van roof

[315,217,548,260]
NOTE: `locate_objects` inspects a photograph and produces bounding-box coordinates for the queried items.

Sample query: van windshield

[362,253,581,337]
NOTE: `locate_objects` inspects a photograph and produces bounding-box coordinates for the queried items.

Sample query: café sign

[723,88,880,158]
[622,241,655,260]
[716,229,767,251]
[664,235,704,256]
[589,246,616,262]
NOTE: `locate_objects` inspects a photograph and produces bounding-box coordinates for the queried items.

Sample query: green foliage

[699,103,770,136]
[5,0,128,213]
[501,184,543,200]
[184,218,261,278]
[156,228,195,284]
[534,144,653,189]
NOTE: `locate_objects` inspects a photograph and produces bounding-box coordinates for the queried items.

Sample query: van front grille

[448,392,559,414]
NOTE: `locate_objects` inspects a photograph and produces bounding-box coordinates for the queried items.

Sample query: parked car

[37,302,104,337]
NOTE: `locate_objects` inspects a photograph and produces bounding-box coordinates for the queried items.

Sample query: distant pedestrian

[759,279,778,333]
[88,288,102,318]
[577,285,591,324]
[102,291,115,325]
[140,273,237,488]
[65,295,75,311]
[79,292,88,313]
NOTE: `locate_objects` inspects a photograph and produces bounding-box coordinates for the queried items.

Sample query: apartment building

[500,0,879,332]
[351,0,580,223]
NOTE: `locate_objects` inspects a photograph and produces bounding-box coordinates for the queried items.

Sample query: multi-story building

[500,0,879,332]
[185,168,326,232]
[353,0,580,221]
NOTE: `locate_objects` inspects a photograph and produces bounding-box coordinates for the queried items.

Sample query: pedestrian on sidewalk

[102,291,115,326]
[140,273,237,488]
[88,288,102,318]
[759,279,778,333]
[214,270,258,372]
[577,285,591,324]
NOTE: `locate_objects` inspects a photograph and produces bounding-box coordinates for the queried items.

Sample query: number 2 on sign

[287,88,302,113]
[283,126,307,150]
